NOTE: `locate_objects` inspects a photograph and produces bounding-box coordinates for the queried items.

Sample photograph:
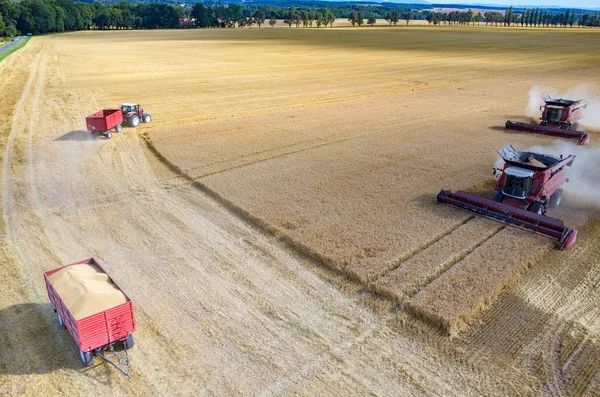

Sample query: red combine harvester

[44,258,136,378]
[505,96,589,145]
[438,145,577,249]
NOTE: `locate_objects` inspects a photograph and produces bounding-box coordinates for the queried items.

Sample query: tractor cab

[502,167,534,199]
[120,103,151,127]
[121,103,141,116]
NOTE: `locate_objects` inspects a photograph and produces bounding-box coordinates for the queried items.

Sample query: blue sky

[430,0,599,8]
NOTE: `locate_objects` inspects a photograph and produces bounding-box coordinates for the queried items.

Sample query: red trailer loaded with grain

[44,258,136,377]
[85,109,123,139]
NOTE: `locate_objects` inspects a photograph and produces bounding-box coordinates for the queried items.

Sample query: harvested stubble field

[1,26,599,395]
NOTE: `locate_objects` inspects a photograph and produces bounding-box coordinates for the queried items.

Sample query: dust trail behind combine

[527,141,600,211]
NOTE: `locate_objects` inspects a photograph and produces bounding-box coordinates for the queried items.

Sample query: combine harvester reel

[437,145,578,249]
[505,96,590,145]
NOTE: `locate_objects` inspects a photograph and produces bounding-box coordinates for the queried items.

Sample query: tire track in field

[182,102,505,181]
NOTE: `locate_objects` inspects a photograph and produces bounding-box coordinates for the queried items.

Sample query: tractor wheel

[549,190,562,209]
[123,334,135,350]
[143,114,151,123]
[80,350,94,367]
[130,115,140,128]
[106,131,112,139]
[528,202,543,215]
[492,192,504,203]
[57,312,65,328]
[115,124,123,133]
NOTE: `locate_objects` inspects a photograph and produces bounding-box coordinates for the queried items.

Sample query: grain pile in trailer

[48,264,127,320]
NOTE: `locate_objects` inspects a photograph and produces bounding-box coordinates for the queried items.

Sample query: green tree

[283,10,294,27]
[300,10,308,28]
[390,10,399,26]
[564,9,570,27]
[356,12,364,27]
[253,9,265,28]
[191,3,216,28]
[569,11,576,27]
[347,11,356,27]
[293,11,301,28]
[75,2,92,29]
[269,17,276,27]
[404,11,411,25]
[426,13,433,25]
[504,6,513,26]
[579,13,589,27]
[0,11,6,37]
[368,15,376,26]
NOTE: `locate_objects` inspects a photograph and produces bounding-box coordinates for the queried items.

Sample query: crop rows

[405,229,552,336]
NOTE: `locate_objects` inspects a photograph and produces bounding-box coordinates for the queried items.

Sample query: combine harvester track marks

[364,216,477,288]
[371,219,503,302]
[189,112,440,181]
[462,293,552,361]
[405,229,552,337]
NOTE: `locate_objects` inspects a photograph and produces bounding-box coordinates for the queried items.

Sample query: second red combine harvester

[505,96,589,145]
[438,145,577,249]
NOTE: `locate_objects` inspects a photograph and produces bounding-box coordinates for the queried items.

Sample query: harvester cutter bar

[505,121,589,145]
[437,190,577,249]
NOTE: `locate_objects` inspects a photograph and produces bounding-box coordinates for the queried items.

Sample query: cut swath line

[408,224,505,299]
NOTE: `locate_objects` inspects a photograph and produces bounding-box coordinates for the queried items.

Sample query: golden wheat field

[1,26,599,395]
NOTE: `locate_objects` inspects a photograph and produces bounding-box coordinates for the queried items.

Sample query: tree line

[2,0,600,39]
[422,8,600,28]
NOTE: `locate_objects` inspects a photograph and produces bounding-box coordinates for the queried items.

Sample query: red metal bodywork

[44,258,136,352]
[85,109,123,132]
[505,98,589,145]
[495,155,573,206]
[437,146,578,249]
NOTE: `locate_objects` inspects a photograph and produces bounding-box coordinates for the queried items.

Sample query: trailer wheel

[123,334,135,349]
[106,131,112,139]
[143,114,151,123]
[492,192,504,203]
[115,124,123,133]
[549,190,562,209]
[57,313,65,328]
[80,350,94,367]
[130,115,140,128]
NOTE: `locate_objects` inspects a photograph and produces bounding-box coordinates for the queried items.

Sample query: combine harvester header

[505,96,589,145]
[438,145,577,249]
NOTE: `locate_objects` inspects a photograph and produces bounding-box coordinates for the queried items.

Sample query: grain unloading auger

[505,96,589,145]
[437,145,578,249]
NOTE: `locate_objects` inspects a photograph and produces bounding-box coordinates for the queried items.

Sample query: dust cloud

[528,141,600,210]
[526,85,600,132]
[493,142,600,210]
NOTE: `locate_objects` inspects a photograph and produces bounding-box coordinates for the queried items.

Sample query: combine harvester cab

[437,145,578,249]
[505,96,590,145]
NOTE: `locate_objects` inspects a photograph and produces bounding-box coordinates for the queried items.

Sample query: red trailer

[44,258,136,377]
[85,109,124,139]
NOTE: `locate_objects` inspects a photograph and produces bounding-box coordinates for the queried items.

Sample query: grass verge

[0,36,31,64]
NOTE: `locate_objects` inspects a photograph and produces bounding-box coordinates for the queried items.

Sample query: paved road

[0,36,26,55]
